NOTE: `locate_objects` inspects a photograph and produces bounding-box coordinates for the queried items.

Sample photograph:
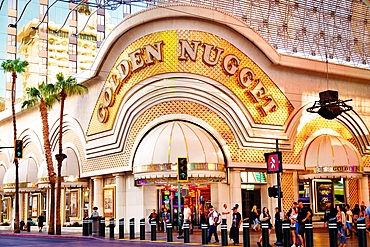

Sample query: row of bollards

[81,217,368,247]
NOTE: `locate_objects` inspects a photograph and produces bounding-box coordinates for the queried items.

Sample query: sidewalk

[0,227,368,247]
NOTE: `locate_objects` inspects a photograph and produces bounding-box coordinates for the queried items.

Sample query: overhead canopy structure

[133,121,226,181]
[300,134,363,179]
[3,158,38,192]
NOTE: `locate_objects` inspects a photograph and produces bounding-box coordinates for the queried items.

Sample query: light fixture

[307,53,353,119]
[306,90,352,120]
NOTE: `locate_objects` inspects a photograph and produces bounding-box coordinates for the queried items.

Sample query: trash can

[91,206,100,236]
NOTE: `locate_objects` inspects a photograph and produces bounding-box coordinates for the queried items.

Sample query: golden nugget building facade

[1,4,370,231]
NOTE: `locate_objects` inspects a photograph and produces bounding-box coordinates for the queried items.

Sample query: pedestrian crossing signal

[177,157,188,182]
[15,140,23,159]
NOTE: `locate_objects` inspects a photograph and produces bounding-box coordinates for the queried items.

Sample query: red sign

[264,151,282,173]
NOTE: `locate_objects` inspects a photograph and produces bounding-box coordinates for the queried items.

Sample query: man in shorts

[297,200,311,247]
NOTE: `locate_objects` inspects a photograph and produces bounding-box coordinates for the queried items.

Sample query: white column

[267,173,278,222]
[19,193,24,221]
[230,169,242,209]
[125,174,143,233]
[114,173,125,232]
[359,175,369,205]
[293,171,299,202]
[93,176,104,216]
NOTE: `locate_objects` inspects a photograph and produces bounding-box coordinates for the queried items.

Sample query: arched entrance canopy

[133,121,226,182]
[3,158,38,192]
[300,134,363,179]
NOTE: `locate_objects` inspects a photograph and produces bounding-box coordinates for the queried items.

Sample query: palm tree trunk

[40,99,56,235]
[56,92,66,235]
[11,71,20,233]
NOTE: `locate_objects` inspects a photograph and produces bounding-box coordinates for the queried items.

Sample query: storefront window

[159,185,210,228]
[298,181,311,208]
[334,179,345,208]
[241,172,266,219]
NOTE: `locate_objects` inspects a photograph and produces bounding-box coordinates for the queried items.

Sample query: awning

[133,121,226,181]
[301,134,363,179]
[3,157,39,192]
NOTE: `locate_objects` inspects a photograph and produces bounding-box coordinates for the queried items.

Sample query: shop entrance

[242,188,261,220]
[159,185,211,229]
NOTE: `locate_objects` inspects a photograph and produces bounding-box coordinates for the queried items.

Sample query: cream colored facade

[0,4,370,231]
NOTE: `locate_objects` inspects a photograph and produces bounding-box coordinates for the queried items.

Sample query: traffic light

[268,187,278,198]
[14,139,23,159]
[177,157,188,182]
[268,186,283,198]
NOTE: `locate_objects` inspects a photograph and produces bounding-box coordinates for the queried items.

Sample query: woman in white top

[289,208,298,247]
[344,204,352,237]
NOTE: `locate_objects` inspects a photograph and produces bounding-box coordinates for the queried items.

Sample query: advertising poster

[32,195,38,217]
[104,188,114,217]
[70,190,78,217]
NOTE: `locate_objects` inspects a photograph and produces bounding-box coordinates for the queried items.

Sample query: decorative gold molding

[87,30,293,135]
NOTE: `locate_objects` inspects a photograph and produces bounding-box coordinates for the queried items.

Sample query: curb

[0,232,102,240]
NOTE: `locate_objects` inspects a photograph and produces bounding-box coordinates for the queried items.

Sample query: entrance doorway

[242,189,261,220]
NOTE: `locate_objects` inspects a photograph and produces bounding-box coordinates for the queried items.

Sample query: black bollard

[83,218,89,236]
[261,221,270,247]
[221,223,228,246]
[357,218,367,247]
[87,218,92,235]
[99,217,105,237]
[129,218,135,239]
[140,218,145,240]
[167,223,173,242]
[243,219,250,247]
[201,224,208,245]
[151,221,157,241]
[109,218,115,239]
[305,220,314,247]
[27,218,32,232]
[183,223,190,243]
[282,221,290,247]
[328,220,338,247]
[275,218,283,246]
[119,218,124,239]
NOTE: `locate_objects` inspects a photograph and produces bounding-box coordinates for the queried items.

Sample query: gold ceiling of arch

[87,30,294,136]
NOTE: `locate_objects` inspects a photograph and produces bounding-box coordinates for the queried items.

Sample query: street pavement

[0,227,369,247]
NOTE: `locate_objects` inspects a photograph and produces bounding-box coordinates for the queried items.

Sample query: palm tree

[1,58,29,233]
[53,72,87,235]
[22,82,59,235]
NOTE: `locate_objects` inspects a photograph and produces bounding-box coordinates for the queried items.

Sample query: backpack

[214,211,222,225]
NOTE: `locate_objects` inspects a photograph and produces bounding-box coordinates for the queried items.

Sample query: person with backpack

[230,206,242,245]
[207,205,220,244]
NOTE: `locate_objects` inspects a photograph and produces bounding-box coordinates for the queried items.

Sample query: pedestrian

[183,204,192,233]
[251,205,259,231]
[323,200,337,228]
[336,205,346,247]
[222,204,230,225]
[91,206,99,217]
[352,204,360,236]
[37,213,45,232]
[289,207,298,247]
[297,200,311,247]
[344,204,352,237]
[365,203,370,230]
[177,204,191,238]
[162,208,170,232]
[148,209,158,231]
[257,207,272,247]
[207,205,220,244]
[274,207,284,242]
[230,206,241,245]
